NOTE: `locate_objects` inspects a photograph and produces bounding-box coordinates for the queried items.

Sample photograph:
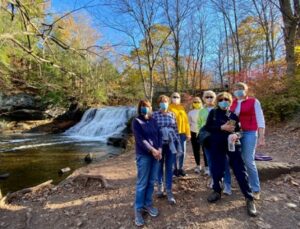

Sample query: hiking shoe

[204,167,210,176]
[178,169,186,177]
[194,166,201,174]
[246,199,258,217]
[156,185,164,198]
[166,190,176,205]
[223,183,232,195]
[173,168,179,177]
[207,191,221,203]
[143,206,159,217]
[253,192,260,200]
[134,209,145,227]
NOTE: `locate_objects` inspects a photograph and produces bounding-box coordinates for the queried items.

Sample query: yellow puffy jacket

[168,104,191,137]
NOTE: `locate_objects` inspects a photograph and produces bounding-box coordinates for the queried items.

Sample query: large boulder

[0,93,42,112]
[257,161,300,181]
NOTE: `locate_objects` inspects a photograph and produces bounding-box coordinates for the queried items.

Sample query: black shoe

[207,191,221,203]
[178,169,186,177]
[173,169,179,177]
[246,199,257,217]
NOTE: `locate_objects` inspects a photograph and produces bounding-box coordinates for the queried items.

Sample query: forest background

[1,0,300,122]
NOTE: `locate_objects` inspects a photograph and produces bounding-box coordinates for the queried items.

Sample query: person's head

[157,95,170,111]
[192,97,202,109]
[137,99,152,116]
[202,90,216,106]
[171,92,181,105]
[216,92,233,110]
[233,82,248,98]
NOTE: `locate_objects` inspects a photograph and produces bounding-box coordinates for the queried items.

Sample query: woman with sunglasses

[168,92,191,177]
[188,97,203,173]
[204,92,257,217]
[230,82,265,200]
[132,100,162,226]
[198,90,232,195]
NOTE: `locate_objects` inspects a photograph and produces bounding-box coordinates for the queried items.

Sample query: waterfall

[65,106,136,141]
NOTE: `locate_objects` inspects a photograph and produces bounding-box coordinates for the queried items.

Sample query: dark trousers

[191,131,201,166]
[209,142,253,200]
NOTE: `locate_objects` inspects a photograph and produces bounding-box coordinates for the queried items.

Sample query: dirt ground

[0,126,299,229]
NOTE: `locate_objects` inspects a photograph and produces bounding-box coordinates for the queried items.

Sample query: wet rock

[107,134,127,148]
[0,173,10,180]
[84,153,93,163]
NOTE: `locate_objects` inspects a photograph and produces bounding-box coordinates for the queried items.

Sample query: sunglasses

[218,98,229,102]
[173,96,180,99]
[193,101,201,103]
[205,96,213,99]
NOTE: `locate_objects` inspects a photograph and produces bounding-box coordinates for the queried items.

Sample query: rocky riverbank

[0,125,299,229]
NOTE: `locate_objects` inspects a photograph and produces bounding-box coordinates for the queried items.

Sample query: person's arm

[132,118,155,154]
[254,99,266,146]
[205,109,221,132]
[185,111,191,138]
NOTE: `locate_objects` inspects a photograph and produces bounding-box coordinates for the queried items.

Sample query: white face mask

[172,98,180,104]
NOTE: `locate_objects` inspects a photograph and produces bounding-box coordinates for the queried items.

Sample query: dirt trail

[0,127,299,229]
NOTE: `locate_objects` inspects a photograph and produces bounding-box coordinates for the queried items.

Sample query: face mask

[140,106,150,115]
[218,101,230,109]
[192,103,201,109]
[159,102,168,110]
[172,98,180,104]
[234,90,246,98]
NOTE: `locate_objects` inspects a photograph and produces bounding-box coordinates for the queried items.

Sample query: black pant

[191,131,201,166]
[209,142,253,200]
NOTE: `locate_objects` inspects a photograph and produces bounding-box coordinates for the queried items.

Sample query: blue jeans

[158,144,174,191]
[204,146,231,186]
[241,131,260,192]
[135,154,159,210]
[174,134,186,170]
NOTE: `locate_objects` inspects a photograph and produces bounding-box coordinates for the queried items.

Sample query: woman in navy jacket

[132,99,162,227]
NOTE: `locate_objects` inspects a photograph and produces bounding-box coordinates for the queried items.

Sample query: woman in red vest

[230,82,265,200]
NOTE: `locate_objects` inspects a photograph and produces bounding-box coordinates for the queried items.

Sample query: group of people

[131,82,265,226]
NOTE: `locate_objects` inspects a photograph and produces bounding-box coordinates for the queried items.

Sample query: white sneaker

[204,167,210,176]
[194,166,201,174]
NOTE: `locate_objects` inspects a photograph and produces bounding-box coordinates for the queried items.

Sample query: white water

[64,106,136,141]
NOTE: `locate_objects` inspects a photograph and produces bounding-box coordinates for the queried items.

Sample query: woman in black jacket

[205,92,257,217]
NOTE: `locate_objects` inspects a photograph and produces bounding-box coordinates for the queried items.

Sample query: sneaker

[134,209,145,227]
[204,167,210,176]
[253,192,260,200]
[178,169,186,177]
[194,166,201,174]
[156,185,164,198]
[207,191,221,203]
[143,206,159,217]
[166,190,176,205]
[223,183,232,195]
[246,199,258,217]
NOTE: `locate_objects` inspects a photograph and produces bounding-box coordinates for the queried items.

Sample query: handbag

[198,126,211,145]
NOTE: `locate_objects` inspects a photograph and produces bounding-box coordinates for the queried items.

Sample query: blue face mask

[159,102,168,110]
[140,106,150,115]
[218,101,230,109]
[234,90,245,98]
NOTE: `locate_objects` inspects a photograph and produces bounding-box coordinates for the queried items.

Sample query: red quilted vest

[230,97,258,131]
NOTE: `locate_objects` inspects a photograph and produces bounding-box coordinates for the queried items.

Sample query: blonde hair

[216,92,233,105]
[234,82,249,91]
[157,95,169,104]
[202,90,216,100]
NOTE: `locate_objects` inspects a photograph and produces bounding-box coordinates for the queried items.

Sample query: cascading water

[65,106,136,141]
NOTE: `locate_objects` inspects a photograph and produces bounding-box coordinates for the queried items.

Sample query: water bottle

[228,135,235,152]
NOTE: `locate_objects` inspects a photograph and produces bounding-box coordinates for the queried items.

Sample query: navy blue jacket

[132,115,162,156]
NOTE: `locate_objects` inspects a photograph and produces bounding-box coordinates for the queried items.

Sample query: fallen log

[4,180,53,203]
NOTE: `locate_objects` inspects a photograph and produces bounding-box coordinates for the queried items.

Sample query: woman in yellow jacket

[169,92,191,176]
